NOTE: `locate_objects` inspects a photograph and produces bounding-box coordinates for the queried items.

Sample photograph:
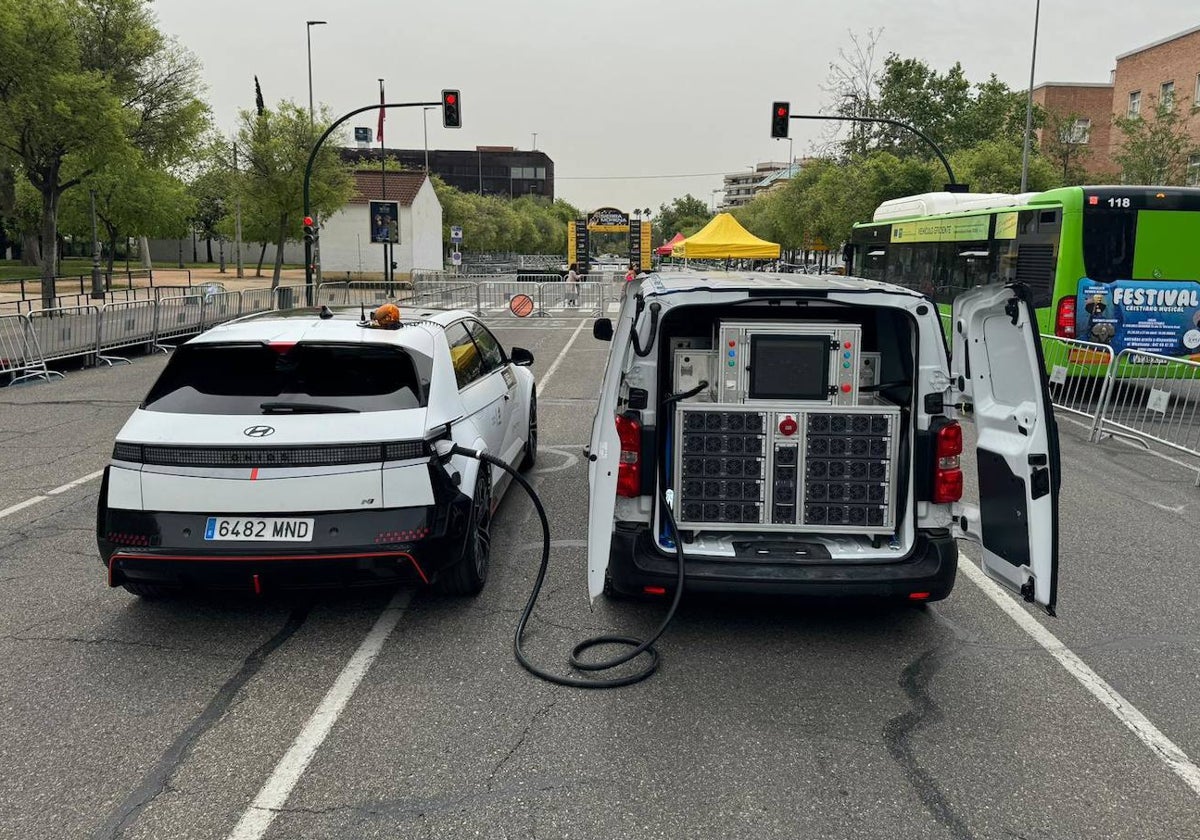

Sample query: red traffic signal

[442,89,461,129]
[303,216,314,227]
[771,101,790,139]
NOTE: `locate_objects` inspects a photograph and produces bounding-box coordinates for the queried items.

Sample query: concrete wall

[408,180,444,270]
[145,237,306,268]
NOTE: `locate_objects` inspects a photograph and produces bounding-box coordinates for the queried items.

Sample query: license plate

[204,517,314,542]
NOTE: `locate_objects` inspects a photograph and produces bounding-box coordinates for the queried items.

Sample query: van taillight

[932,420,963,504]
[1055,296,1076,338]
[615,414,641,498]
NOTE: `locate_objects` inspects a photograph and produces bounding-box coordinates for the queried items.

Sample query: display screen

[749,335,830,400]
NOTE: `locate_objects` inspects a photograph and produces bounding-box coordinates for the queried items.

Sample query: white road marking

[959,555,1200,798]
[1148,501,1187,514]
[46,469,105,495]
[537,318,586,394]
[226,590,413,840]
[0,470,105,521]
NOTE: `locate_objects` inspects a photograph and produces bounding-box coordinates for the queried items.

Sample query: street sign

[451,251,462,266]
[450,225,463,242]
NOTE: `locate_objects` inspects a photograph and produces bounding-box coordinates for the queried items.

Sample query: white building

[721,161,792,209]
[319,171,443,278]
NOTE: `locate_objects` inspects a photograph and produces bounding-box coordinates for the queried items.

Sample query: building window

[1195,73,1200,107]
[1128,90,1141,118]
[1161,81,1175,109]
[1187,154,1200,187]
[1064,118,1091,145]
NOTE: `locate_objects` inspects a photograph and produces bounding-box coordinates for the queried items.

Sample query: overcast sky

[155,0,1198,213]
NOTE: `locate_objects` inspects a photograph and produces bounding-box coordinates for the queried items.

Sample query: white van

[587,273,1061,612]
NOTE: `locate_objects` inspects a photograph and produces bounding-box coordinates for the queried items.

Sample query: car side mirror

[593,318,613,341]
[510,346,534,366]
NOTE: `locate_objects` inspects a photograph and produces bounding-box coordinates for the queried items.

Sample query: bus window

[863,248,888,281]
[1082,209,1135,282]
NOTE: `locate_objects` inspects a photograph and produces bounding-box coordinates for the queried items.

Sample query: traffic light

[303,216,316,244]
[771,101,790,139]
[442,89,461,128]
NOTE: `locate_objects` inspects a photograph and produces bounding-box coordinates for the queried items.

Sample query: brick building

[1031,82,1115,177]
[1033,24,1200,184]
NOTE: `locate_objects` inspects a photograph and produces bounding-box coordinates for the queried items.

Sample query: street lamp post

[306,20,326,284]
[1020,0,1041,193]
[422,106,436,172]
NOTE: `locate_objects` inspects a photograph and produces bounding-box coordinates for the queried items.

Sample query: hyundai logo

[243,425,276,438]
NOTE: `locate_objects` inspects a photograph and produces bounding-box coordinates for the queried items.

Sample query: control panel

[716,323,864,406]
[673,404,900,535]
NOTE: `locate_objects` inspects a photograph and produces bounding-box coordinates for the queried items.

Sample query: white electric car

[588,273,1062,612]
[97,305,537,597]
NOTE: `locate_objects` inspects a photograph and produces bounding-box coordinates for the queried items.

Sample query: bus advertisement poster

[1076,278,1200,358]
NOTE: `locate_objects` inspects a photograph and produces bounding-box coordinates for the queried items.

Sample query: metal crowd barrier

[0,314,62,385]
[1090,348,1200,480]
[154,295,203,349]
[240,288,274,316]
[201,291,243,329]
[1038,335,1115,421]
[97,300,159,363]
[26,306,102,366]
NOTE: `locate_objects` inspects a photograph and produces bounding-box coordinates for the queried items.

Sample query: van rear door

[950,283,1061,613]
[587,291,641,600]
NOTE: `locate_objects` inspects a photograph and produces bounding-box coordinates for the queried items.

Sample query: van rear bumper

[606,525,958,600]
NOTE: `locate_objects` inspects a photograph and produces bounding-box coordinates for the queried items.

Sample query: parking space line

[226,590,413,840]
[537,319,586,394]
[959,555,1200,798]
[0,470,105,521]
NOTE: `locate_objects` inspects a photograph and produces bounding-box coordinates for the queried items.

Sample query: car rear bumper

[606,524,958,600]
[98,501,472,593]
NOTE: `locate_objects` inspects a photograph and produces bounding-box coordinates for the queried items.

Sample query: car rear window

[143,342,429,414]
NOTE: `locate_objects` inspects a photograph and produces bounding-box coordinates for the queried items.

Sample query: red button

[841,383,852,393]
[728,340,736,347]
[844,342,852,349]
[779,415,798,436]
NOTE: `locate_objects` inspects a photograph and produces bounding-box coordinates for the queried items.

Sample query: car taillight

[1055,296,1076,338]
[615,414,641,498]
[932,420,963,504]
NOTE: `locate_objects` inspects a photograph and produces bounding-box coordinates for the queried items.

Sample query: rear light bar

[931,419,963,504]
[615,414,642,498]
[1054,296,1076,338]
[112,440,428,467]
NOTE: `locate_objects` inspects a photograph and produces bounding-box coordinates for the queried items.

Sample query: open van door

[586,292,641,601]
[951,283,1061,614]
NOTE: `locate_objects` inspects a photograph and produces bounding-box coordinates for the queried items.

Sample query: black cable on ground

[438,443,685,688]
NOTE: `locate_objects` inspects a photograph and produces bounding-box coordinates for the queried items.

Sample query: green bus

[846,186,1200,365]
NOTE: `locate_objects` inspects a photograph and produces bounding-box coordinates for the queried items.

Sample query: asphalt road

[1,315,1198,840]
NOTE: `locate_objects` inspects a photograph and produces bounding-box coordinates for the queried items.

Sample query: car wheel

[518,389,538,472]
[122,582,177,599]
[436,468,492,596]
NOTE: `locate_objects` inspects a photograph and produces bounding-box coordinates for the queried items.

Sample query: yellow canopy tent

[671,213,781,260]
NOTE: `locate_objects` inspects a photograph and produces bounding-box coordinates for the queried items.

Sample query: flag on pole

[376,80,385,143]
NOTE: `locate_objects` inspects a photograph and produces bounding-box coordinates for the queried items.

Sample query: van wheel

[437,468,492,596]
[518,390,537,472]
[122,582,177,599]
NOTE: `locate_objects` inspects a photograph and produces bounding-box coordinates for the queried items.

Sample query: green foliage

[1113,95,1200,185]
[0,0,208,298]
[654,194,712,241]
[228,101,354,286]
[430,176,582,254]
[1041,111,1096,185]
[948,140,1058,193]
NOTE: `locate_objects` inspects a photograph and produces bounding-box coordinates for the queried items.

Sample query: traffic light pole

[788,114,959,189]
[303,100,442,302]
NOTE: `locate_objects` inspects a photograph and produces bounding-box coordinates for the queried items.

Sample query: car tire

[122,582,177,599]
[436,468,492,596]
[518,389,538,472]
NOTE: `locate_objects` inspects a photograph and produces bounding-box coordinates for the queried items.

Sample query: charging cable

[432,438,685,688]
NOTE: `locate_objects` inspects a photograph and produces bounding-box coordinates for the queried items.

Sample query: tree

[822,28,884,158]
[230,101,353,287]
[948,140,1058,193]
[1042,110,1094,184]
[654,194,711,241]
[1113,95,1200,185]
[0,0,208,304]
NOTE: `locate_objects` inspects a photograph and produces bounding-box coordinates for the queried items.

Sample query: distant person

[565,263,580,307]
